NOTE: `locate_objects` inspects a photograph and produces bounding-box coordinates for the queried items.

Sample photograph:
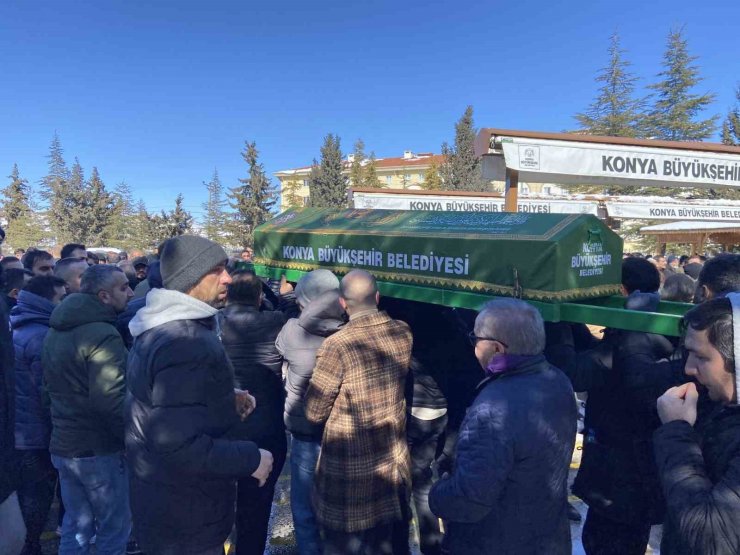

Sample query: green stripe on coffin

[253,208,623,302]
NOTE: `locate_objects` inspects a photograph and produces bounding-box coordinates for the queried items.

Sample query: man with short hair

[694,253,740,302]
[2,268,33,309]
[125,235,273,555]
[60,243,87,262]
[1,256,24,271]
[654,296,740,553]
[54,257,89,295]
[430,299,576,555]
[12,275,67,554]
[305,269,413,555]
[23,250,54,277]
[222,270,287,555]
[131,257,148,284]
[43,265,133,554]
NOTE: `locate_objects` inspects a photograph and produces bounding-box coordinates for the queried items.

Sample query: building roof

[641,221,740,234]
[275,153,445,176]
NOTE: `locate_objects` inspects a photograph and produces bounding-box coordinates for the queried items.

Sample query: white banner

[499,137,740,189]
[606,202,740,222]
[352,192,599,215]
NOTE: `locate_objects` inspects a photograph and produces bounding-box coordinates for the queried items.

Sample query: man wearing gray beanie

[124,235,274,555]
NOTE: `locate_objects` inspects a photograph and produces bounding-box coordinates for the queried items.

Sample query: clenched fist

[251,449,274,487]
[657,382,698,426]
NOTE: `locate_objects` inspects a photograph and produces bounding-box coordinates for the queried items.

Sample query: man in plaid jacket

[305,269,413,555]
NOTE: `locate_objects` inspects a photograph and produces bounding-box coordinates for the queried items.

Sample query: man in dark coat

[430,298,576,555]
[276,271,343,555]
[653,296,740,554]
[221,270,287,555]
[125,236,273,555]
[12,276,67,555]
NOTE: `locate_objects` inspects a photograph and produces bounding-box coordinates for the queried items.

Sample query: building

[275,150,567,212]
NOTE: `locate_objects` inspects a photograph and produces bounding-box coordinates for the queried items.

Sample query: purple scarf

[486,354,542,376]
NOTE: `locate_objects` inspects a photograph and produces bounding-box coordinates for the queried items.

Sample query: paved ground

[39,433,660,554]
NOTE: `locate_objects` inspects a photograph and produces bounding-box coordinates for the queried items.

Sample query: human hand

[251,449,274,487]
[279,275,294,295]
[234,389,256,421]
[657,382,698,426]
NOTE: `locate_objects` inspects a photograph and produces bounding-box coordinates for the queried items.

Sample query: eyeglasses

[467,331,508,348]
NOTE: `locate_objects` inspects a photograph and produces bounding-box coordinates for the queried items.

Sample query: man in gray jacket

[276,269,343,555]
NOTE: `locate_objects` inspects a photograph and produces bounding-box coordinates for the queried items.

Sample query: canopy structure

[253,208,691,336]
[640,221,740,254]
[474,128,740,211]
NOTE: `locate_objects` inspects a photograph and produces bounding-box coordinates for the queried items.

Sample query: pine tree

[282,180,304,210]
[722,86,740,146]
[349,139,366,187]
[202,169,226,241]
[107,182,136,249]
[439,106,486,191]
[39,133,72,243]
[646,28,718,141]
[309,134,348,207]
[575,33,646,137]
[362,153,383,188]
[84,167,114,245]
[306,159,322,207]
[421,160,443,190]
[227,141,276,248]
[155,194,194,239]
[132,199,158,250]
[1,164,44,249]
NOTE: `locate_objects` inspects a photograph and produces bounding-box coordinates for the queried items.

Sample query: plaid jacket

[305,310,413,532]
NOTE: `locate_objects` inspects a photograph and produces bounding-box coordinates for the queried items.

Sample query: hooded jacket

[125,288,261,555]
[12,290,55,450]
[276,290,345,441]
[0,297,17,502]
[42,293,127,458]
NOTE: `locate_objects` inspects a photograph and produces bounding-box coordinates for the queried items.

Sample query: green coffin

[253,208,623,302]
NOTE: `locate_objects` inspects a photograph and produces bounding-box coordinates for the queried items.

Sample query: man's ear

[702,284,713,301]
[97,290,110,305]
[620,284,629,297]
[8,288,20,300]
[375,291,380,305]
[338,297,348,312]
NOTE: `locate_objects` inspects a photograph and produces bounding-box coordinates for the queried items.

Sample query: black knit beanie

[160,235,228,293]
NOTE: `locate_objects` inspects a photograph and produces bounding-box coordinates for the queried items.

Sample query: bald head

[339,270,379,314]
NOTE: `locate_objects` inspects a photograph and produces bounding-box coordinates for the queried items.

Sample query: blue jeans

[290,437,323,555]
[51,452,131,555]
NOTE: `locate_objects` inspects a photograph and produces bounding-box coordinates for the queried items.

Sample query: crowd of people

[1,227,740,555]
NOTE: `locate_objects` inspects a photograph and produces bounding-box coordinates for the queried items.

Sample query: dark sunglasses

[467,331,509,348]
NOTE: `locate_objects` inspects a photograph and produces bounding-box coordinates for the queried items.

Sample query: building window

[418,173,424,181]
[303,179,308,188]
[302,196,310,206]
[386,175,393,185]
[404,174,411,181]
[543,186,551,195]
[521,184,529,194]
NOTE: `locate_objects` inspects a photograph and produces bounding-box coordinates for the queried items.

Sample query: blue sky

[1,0,738,220]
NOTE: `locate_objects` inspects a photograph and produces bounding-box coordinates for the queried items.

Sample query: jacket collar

[346,310,392,329]
[475,354,548,392]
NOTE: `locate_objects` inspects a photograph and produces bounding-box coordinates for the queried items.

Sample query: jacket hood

[625,290,661,313]
[10,290,55,329]
[129,287,219,338]
[298,289,346,337]
[49,293,118,331]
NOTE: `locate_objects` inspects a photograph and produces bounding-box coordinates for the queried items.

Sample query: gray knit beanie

[295,269,340,308]
[160,235,228,293]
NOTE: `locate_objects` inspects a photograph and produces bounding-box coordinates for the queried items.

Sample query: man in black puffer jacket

[653,296,740,554]
[221,270,287,555]
[125,236,273,555]
[276,270,343,555]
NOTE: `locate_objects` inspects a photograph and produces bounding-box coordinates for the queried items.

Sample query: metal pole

[504,168,519,212]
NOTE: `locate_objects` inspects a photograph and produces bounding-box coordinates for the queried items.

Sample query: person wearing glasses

[429,298,577,555]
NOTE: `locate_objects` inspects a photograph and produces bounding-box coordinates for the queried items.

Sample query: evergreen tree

[202,169,226,241]
[132,199,158,250]
[439,106,486,191]
[575,33,646,137]
[421,160,443,190]
[722,86,740,146]
[309,134,348,207]
[306,159,322,207]
[107,182,136,249]
[646,28,718,141]
[155,194,194,238]
[227,141,276,247]
[39,133,72,243]
[84,167,114,245]
[362,153,383,188]
[349,139,366,187]
[1,164,44,249]
[282,180,304,210]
